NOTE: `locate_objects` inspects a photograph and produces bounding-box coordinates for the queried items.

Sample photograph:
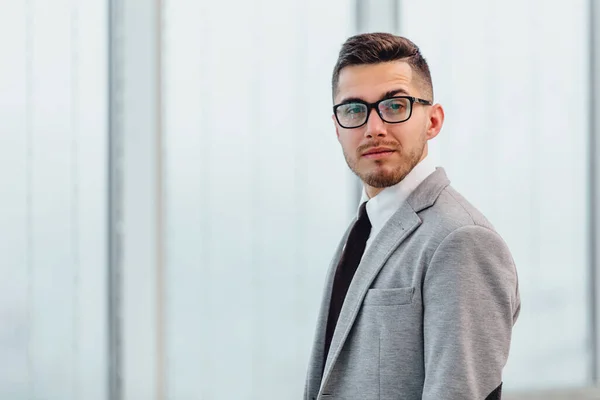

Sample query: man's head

[332,33,444,198]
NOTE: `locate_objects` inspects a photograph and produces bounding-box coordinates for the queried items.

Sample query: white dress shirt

[358,155,437,251]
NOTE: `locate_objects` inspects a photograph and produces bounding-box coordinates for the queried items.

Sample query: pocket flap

[363,287,414,306]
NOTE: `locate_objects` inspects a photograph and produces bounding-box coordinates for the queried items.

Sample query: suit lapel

[319,203,422,392]
[318,167,451,394]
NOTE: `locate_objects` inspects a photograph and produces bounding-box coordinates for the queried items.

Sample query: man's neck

[365,186,384,199]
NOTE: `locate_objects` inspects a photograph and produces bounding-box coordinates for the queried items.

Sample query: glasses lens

[379,98,411,122]
[336,103,367,128]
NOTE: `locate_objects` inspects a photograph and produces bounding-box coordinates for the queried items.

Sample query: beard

[344,137,426,189]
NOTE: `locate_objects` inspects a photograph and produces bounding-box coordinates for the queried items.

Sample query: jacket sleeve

[422,225,520,399]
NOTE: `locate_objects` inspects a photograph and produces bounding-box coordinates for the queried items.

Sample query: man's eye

[341,104,365,116]
[382,100,407,113]
[387,102,405,110]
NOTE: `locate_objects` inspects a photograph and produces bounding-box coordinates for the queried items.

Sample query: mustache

[356,141,400,154]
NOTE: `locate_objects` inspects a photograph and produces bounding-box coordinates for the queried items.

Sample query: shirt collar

[358,155,437,232]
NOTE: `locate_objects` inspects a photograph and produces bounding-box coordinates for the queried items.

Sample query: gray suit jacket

[304,168,521,400]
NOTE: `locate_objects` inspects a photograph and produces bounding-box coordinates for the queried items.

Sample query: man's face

[333,61,442,197]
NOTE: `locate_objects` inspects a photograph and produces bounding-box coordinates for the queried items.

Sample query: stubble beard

[345,138,427,189]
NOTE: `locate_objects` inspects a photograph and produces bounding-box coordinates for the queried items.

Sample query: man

[304,33,521,400]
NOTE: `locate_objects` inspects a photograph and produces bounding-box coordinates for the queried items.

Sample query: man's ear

[332,114,341,140]
[426,104,444,140]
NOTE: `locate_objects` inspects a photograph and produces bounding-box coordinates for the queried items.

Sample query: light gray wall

[0,1,109,399]
[592,0,600,383]
[161,0,355,398]
[116,0,164,399]
[399,0,592,392]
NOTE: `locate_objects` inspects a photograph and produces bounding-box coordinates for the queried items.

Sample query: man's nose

[364,108,387,138]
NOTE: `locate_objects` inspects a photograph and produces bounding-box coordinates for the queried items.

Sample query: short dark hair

[332,33,433,101]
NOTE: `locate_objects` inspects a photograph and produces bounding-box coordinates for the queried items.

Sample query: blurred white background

[1,0,599,399]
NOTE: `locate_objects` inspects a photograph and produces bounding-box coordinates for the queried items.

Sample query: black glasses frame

[333,96,432,129]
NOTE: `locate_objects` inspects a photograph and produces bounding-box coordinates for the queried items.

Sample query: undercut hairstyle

[332,33,434,102]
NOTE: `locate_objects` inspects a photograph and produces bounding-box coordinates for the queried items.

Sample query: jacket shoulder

[424,185,497,233]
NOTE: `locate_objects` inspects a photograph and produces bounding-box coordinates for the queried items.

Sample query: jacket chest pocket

[363,287,414,307]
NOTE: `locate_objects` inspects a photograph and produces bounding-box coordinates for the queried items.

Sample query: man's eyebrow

[337,88,411,105]
[383,88,410,98]
[337,96,364,105]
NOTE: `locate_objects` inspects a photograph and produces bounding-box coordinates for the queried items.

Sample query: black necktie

[323,201,372,366]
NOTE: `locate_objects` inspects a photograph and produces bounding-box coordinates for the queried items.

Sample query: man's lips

[362,147,395,159]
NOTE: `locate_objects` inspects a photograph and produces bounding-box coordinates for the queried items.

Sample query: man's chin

[361,171,404,189]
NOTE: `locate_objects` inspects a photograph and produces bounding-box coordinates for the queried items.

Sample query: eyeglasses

[333,96,432,129]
